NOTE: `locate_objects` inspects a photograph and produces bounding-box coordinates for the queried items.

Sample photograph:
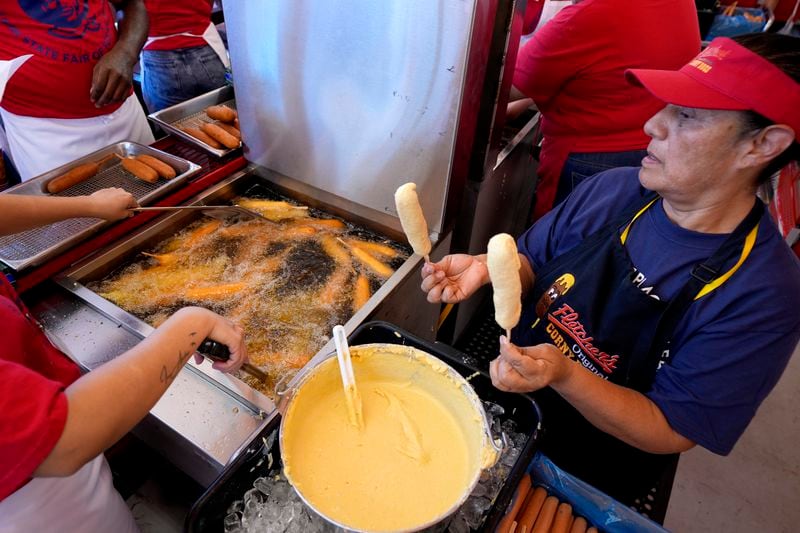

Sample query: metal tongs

[197,338,269,383]
[132,204,270,222]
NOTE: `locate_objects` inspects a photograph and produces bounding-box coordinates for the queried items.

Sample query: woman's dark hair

[732,33,800,183]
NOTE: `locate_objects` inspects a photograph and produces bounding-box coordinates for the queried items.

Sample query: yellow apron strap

[694,223,759,300]
[619,195,758,299]
[620,198,659,244]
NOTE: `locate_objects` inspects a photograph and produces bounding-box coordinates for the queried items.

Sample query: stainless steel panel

[224,1,478,236]
[0,142,201,271]
[30,288,268,485]
[148,86,239,158]
[452,112,541,343]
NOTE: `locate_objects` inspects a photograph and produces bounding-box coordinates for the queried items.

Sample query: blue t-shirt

[518,167,800,455]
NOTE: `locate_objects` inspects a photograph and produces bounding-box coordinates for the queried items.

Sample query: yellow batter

[281,344,489,532]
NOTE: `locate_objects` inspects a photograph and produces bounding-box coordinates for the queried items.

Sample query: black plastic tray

[185,321,541,532]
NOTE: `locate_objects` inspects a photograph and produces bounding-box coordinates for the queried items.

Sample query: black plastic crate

[185,321,541,532]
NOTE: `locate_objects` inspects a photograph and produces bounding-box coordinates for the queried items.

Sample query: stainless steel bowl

[277,343,502,532]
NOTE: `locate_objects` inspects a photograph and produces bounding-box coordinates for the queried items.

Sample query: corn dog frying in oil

[487,233,522,338]
[394,182,431,262]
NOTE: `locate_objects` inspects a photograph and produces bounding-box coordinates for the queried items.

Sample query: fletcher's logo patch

[689,44,731,74]
[548,303,620,374]
[535,273,574,318]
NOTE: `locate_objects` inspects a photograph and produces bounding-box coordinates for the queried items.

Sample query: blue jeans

[554,149,648,206]
[141,45,228,113]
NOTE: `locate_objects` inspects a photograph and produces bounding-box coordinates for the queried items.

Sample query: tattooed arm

[34,307,246,477]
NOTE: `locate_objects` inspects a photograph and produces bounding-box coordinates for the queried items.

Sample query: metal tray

[185,321,542,533]
[148,85,239,158]
[0,142,201,271]
[55,171,419,420]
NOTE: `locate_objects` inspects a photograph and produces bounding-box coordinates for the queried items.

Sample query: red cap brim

[625,69,750,111]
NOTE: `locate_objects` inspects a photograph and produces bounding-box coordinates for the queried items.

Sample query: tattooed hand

[154,307,249,387]
[190,308,248,372]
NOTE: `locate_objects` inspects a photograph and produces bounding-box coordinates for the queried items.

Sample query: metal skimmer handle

[197,339,269,383]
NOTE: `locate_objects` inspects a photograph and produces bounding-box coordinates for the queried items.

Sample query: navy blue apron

[512,191,763,504]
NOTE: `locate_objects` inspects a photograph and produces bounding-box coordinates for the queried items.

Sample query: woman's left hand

[91,47,136,107]
[489,336,572,393]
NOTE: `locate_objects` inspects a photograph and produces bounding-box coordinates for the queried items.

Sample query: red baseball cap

[626,37,800,136]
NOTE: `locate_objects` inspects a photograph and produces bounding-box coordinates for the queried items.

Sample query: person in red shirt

[511,0,701,220]
[523,0,546,35]
[140,0,228,112]
[0,189,248,531]
[0,0,154,182]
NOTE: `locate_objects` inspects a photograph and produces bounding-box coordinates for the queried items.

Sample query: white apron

[0,455,139,533]
[0,55,30,162]
[0,52,154,182]
[142,22,230,69]
[0,95,154,182]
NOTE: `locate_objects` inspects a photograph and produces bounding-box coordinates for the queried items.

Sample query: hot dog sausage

[550,503,574,533]
[134,155,176,179]
[200,122,241,149]
[531,495,559,533]
[495,474,532,533]
[569,516,588,533]
[515,486,547,533]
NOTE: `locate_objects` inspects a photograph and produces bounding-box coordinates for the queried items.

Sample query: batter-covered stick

[394,182,431,262]
[487,233,522,339]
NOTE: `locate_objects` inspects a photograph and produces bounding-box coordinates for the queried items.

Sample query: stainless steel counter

[29,285,268,486]
[24,168,447,487]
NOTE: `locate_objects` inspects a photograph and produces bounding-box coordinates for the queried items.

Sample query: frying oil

[88,196,408,396]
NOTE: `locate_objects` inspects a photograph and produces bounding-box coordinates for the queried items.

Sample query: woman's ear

[739,124,795,169]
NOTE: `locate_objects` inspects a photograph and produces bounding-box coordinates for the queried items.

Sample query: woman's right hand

[181,307,248,373]
[420,254,489,303]
[88,187,138,220]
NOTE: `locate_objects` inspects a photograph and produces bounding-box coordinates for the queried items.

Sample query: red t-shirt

[0,276,80,501]
[143,0,213,51]
[514,0,701,219]
[0,0,123,118]
[523,0,545,35]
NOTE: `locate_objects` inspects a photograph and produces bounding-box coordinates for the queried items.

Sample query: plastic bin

[528,453,670,533]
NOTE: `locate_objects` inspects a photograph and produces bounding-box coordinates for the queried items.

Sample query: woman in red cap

[422,33,800,511]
